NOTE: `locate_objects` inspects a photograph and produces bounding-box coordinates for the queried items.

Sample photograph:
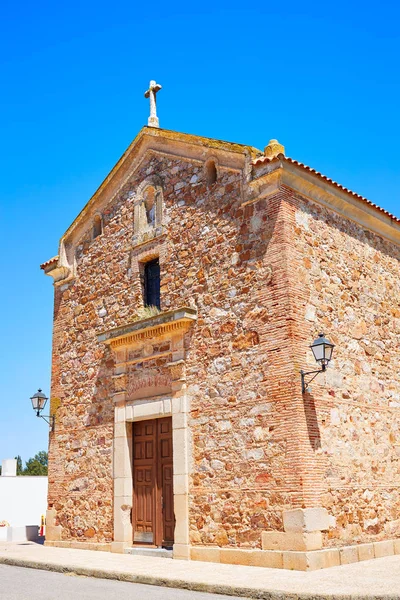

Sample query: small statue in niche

[143,186,156,227]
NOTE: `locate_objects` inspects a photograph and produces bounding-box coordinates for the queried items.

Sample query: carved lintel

[98,307,197,350]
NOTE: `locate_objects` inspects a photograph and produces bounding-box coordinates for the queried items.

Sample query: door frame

[112,395,190,560]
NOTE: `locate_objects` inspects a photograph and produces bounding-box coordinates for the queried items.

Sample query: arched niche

[133,177,164,242]
[204,157,218,186]
[92,214,103,239]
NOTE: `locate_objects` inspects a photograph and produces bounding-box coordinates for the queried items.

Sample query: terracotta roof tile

[253,154,400,225]
[40,256,59,270]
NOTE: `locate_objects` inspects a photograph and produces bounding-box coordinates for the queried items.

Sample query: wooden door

[132,417,174,547]
[132,420,157,544]
[158,418,174,546]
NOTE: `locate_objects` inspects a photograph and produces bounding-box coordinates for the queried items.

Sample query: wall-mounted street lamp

[30,389,54,431]
[301,333,335,394]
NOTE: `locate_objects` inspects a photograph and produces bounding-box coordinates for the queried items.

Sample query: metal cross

[144,80,162,128]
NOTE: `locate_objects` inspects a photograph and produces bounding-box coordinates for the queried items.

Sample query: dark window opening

[144,259,161,309]
[93,215,102,238]
[205,160,217,185]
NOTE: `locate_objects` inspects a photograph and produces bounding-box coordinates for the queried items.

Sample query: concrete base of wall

[44,540,111,552]
[191,538,400,571]
[44,537,400,570]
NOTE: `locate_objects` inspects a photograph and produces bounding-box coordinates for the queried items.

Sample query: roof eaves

[253,155,400,225]
[40,256,59,270]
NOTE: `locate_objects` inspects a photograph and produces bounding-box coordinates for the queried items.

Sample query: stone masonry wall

[293,192,400,546]
[48,149,318,548]
[186,187,324,548]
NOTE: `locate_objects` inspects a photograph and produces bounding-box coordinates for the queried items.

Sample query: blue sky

[0,0,399,463]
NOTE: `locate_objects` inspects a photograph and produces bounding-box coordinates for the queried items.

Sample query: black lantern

[30,389,54,430]
[301,333,335,393]
[30,389,48,414]
[310,334,335,368]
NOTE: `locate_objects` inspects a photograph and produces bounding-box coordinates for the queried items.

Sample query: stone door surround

[98,307,197,557]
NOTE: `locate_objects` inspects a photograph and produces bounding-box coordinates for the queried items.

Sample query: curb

[0,555,399,600]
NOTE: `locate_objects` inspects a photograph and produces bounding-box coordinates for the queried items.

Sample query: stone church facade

[41,124,400,570]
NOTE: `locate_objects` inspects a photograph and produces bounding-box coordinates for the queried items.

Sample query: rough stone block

[89,543,111,552]
[282,549,341,571]
[173,543,190,560]
[191,547,221,563]
[374,540,395,558]
[251,550,283,569]
[172,411,188,430]
[173,473,189,495]
[282,551,308,571]
[308,549,340,570]
[46,540,69,548]
[357,543,374,561]
[172,428,189,476]
[283,508,330,533]
[114,477,132,497]
[262,531,322,551]
[70,541,88,550]
[173,494,189,545]
[45,525,62,542]
[114,422,127,439]
[111,541,130,553]
[328,515,337,528]
[46,508,57,527]
[323,549,340,569]
[339,545,359,565]
[220,548,253,566]
[114,405,126,423]
[394,539,400,555]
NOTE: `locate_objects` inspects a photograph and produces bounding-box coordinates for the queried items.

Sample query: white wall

[0,476,48,526]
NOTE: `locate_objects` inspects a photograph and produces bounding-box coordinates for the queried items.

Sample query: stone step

[124,547,173,559]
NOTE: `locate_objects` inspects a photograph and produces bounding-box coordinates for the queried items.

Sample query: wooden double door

[132,417,174,548]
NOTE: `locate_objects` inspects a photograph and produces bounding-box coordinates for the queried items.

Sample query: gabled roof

[61,126,262,241]
[41,129,400,273]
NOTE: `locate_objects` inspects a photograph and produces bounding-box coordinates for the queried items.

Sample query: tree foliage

[15,455,24,476]
[22,451,48,476]
[0,451,48,476]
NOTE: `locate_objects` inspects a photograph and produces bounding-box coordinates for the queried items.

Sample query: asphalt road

[0,565,247,600]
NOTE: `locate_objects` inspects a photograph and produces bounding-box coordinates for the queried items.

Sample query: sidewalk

[0,542,400,599]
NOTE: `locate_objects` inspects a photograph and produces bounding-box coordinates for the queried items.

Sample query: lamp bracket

[36,412,55,432]
[301,365,326,394]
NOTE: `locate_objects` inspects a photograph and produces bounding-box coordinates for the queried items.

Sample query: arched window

[93,214,102,239]
[205,160,217,185]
